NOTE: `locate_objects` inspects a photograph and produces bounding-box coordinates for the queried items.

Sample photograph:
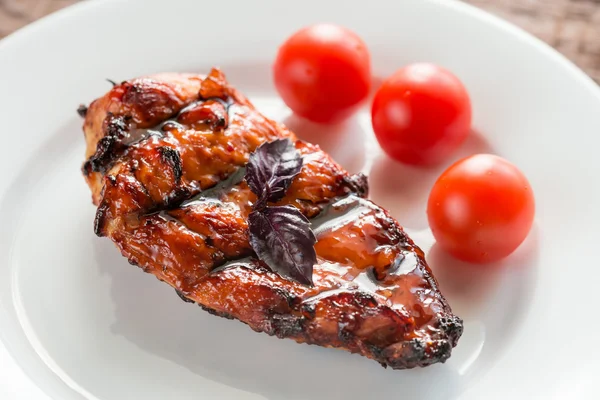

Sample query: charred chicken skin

[80,68,463,369]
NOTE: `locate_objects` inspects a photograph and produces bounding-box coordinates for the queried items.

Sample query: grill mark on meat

[77,104,88,118]
[94,204,107,236]
[198,303,235,320]
[83,114,132,175]
[342,172,369,197]
[157,147,183,182]
[175,289,195,303]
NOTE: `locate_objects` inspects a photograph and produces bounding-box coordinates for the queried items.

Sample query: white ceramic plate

[1,0,599,399]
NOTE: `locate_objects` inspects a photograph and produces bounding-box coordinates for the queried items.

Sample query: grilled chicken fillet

[80,68,463,369]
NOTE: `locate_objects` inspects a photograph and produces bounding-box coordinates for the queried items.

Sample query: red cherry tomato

[427,154,535,264]
[273,23,371,123]
[371,63,472,166]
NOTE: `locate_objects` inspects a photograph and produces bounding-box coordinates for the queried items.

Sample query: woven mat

[1,0,599,83]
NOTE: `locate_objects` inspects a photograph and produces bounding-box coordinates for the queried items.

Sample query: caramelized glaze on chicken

[81,68,462,369]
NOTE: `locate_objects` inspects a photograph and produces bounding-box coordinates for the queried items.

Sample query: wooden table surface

[1,0,599,83]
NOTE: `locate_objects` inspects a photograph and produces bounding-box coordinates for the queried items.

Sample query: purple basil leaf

[249,205,317,286]
[245,138,303,209]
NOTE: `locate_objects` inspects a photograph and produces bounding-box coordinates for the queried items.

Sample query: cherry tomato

[427,154,535,264]
[371,63,472,166]
[273,24,371,123]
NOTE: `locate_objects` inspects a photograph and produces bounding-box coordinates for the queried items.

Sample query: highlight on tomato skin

[371,63,472,166]
[272,23,372,124]
[427,154,535,264]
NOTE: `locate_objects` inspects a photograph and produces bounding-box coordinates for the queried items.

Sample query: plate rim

[1,0,598,100]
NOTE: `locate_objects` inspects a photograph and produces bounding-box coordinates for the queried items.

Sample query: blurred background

[1,0,599,83]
